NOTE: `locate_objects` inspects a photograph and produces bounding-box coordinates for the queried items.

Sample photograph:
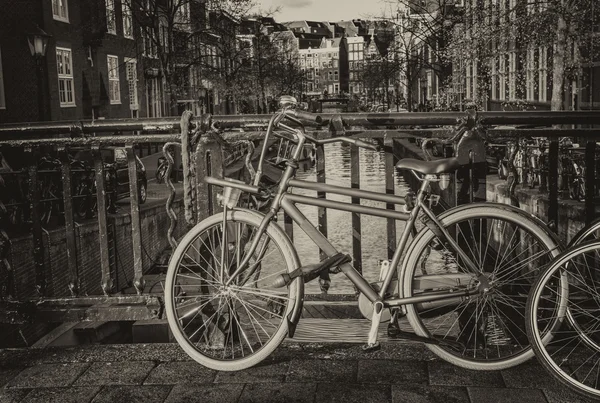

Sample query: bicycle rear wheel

[526,241,600,400]
[402,206,564,370]
[165,209,302,371]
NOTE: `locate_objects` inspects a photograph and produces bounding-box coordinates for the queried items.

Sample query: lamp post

[26,25,51,121]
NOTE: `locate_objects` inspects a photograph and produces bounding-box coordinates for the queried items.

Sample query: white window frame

[56,47,76,107]
[52,0,69,22]
[0,47,5,109]
[125,58,138,109]
[466,64,472,99]
[508,51,517,100]
[539,46,548,101]
[122,0,133,39]
[526,46,536,101]
[107,55,121,104]
[106,0,116,35]
[499,54,506,101]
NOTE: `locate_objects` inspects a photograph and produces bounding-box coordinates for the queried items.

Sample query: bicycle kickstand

[363,300,384,353]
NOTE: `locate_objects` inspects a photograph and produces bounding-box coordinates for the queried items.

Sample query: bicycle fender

[231,208,304,338]
[438,202,564,251]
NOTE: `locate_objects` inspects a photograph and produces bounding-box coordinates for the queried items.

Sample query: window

[107,55,121,104]
[175,2,191,25]
[106,0,116,34]
[123,0,133,39]
[538,46,548,101]
[52,0,69,22]
[334,71,338,81]
[56,47,75,107]
[491,56,498,100]
[125,58,138,109]
[143,27,158,58]
[0,47,5,109]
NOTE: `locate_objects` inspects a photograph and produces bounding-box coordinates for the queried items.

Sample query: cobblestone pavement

[0,342,595,403]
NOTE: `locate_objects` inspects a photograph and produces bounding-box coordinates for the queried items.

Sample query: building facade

[0,0,144,123]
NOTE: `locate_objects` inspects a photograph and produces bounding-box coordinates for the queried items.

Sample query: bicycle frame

[216,108,481,311]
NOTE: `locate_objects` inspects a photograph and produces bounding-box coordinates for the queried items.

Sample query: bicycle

[526,212,600,399]
[164,96,566,372]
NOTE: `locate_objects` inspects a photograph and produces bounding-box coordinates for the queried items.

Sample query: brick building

[0,0,145,123]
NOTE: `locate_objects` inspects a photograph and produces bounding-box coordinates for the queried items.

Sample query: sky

[255,0,393,23]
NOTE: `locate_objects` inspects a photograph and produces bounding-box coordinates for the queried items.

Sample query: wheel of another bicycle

[164,209,303,371]
[402,206,564,370]
[526,241,600,400]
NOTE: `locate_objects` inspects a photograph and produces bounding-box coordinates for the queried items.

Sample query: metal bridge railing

[0,110,599,325]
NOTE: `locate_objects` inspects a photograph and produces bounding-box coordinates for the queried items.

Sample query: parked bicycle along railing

[161,96,600,373]
[1,104,599,359]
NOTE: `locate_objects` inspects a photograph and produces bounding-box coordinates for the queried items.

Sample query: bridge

[1,110,600,348]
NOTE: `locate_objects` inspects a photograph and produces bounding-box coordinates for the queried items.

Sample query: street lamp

[26,24,51,121]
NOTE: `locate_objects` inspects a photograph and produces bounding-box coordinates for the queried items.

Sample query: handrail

[2,111,600,139]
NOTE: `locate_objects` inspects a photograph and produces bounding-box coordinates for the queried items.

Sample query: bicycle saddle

[396,157,460,174]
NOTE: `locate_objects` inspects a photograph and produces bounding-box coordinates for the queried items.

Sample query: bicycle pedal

[362,342,381,353]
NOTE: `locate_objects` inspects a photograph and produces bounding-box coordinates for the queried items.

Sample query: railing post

[59,147,79,296]
[350,145,362,276]
[126,146,144,295]
[0,231,13,301]
[455,111,486,205]
[585,141,596,225]
[316,144,330,293]
[93,146,113,295]
[548,140,559,232]
[384,138,397,261]
[26,147,46,296]
[196,138,224,221]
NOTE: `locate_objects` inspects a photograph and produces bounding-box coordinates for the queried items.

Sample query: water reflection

[281,143,409,294]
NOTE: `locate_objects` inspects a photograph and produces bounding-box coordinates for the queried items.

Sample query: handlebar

[281,109,377,152]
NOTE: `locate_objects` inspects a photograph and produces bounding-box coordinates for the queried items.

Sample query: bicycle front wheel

[526,241,600,400]
[165,209,303,371]
[402,206,563,370]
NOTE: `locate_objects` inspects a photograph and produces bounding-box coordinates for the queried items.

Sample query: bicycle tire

[165,209,303,371]
[401,206,564,370]
[526,241,600,400]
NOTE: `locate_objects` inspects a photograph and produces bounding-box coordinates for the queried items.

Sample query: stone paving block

[5,363,90,389]
[501,362,563,389]
[467,386,547,403]
[287,359,357,383]
[23,386,100,403]
[315,382,392,403]
[91,385,172,403]
[215,360,290,383]
[239,382,317,403]
[74,361,156,386]
[392,384,470,403]
[428,361,505,387]
[357,360,427,384]
[0,389,29,403]
[0,369,24,388]
[543,387,598,403]
[144,361,216,385]
[164,384,244,403]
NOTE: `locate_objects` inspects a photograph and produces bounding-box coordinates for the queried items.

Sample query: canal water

[285,143,410,294]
